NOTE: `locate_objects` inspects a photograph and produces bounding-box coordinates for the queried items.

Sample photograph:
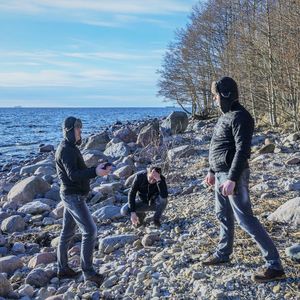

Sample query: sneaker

[202,255,230,266]
[252,268,286,283]
[84,272,105,286]
[57,266,80,279]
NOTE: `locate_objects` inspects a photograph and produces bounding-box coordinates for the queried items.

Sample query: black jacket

[55,120,97,196]
[128,172,168,212]
[209,102,254,182]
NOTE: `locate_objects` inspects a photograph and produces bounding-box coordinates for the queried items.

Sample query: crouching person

[121,166,168,227]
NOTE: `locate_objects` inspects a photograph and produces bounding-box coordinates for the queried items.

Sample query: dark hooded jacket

[209,77,255,182]
[55,117,97,195]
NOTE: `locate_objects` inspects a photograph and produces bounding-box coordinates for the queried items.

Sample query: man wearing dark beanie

[55,116,112,286]
[204,77,285,282]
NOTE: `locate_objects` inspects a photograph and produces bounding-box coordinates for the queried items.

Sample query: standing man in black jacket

[121,166,168,227]
[204,77,285,282]
[55,116,112,286]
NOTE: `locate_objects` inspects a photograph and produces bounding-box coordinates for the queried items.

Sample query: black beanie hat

[211,77,239,113]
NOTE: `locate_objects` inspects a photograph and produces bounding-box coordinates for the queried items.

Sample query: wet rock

[18,201,51,215]
[39,144,55,153]
[1,215,25,233]
[161,111,188,135]
[268,197,300,225]
[0,255,23,274]
[7,176,51,206]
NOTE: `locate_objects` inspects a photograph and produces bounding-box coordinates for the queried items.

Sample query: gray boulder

[268,197,300,225]
[285,244,300,262]
[92,205,122,221]
[137,120,160,147]
[99,234,138,253]
[104,142,130,158]
[84,131,110,151]
[25,268,56,287]
[1,215,25,233]
[167,145,196,161]
[114,126,137,143]
[18,201,51,215]
[161,111,188,135]
[0,255,23,274]
[0,273,12,297]
[7,176,51,206]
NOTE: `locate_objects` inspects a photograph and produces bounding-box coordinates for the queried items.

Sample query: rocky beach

[0,112,299,300]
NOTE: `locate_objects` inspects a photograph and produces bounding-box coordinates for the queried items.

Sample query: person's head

[147,166,162,184]
[211,77,239,113]
[62,116,83,145]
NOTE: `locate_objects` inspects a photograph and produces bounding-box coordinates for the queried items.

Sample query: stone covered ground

[0,113,299,300]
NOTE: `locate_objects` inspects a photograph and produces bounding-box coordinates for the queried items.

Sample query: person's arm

[128,175,139,212]
[61,149,96,182]
[156,177,168,198]
[228,114,254,182]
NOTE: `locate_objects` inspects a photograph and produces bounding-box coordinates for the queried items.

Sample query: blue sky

[0,0,199,107]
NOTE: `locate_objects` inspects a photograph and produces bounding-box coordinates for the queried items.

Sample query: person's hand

[205,171,215,186]
[96,164,112,177]
[219,180,236,196]
[152,170,161,182]
[130,212,139,226]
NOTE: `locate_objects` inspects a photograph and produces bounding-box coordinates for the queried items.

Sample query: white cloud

[0,0,191,15]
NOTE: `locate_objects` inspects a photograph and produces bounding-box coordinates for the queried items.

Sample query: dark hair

[148,166,162,174]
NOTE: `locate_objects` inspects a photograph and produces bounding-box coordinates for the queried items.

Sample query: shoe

[153,219,161,228]
[57,266,80,279]
[84,272,105,286]
[202,255,230,266]
[252,268,286,283]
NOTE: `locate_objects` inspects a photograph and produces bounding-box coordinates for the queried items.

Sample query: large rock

[45,186,61,202]
[0,255,23,274]
[50,202,64,219]
[28,252,56,268]
[93,182,122,195]
[84,131,110,151]
[20,159,54,175]
[18,201,51,215]
[25,268,55,287]
[167,145,196,161]
[83,151,106,168]
[0,273,12,297]
[92,205,122,221]
[114,127,137,143]
[113,165,134,179]
[34,166,56,177]
[268,197,300,225]
[161,111,188,135]
[137,120,160,147]
[99,234,138,253]
[7,176,51,206]
[1,215,25,233]
[285,244,300,262]
[104,142,130,158]
[258,144,275,154]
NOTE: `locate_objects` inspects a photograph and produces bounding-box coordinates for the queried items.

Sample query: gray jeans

[121,196,168,221]
[57,193,97,277]
[214,168,283,270]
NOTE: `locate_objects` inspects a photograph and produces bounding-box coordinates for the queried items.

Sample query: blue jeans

[214,168,283,270]
[121,196,168,221]
[57,193,97,277]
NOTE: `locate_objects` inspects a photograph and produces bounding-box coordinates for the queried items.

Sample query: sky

[0,0,199,107]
